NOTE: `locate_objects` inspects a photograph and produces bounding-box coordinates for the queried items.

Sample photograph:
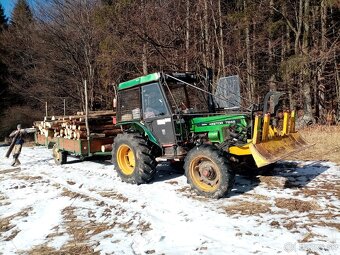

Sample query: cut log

[101,144,112,152]
[45,129,54,138]
[102,129,122,136]
[33,110,118,142]
[90,133,106,138]
[5,131,20,158]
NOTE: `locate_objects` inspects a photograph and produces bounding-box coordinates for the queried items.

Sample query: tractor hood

[190,114,248,131]
[190,114,248,143]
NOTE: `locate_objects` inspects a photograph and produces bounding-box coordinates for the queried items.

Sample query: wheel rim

[117,144,136,175]
[189,156,220,192]
[53,147,60,162]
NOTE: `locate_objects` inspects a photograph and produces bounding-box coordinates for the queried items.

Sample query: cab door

[141,83,176,145]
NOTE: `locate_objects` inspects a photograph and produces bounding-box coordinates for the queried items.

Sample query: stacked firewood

[33,110,121,140]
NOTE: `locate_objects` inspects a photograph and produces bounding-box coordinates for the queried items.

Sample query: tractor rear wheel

[52,144,67,165]
[112,133,157,184]
[184,145,235,199]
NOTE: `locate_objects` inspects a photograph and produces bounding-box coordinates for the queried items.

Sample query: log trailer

[49,71,311,198]
[34,112,120,164]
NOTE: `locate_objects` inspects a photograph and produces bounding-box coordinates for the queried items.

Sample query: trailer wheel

[184,145,235,199]
[112,133,157,184]
[52,144,67,165]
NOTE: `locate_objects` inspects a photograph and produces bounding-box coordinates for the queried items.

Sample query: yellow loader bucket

[250,132,313,167]
[249,111,313,168]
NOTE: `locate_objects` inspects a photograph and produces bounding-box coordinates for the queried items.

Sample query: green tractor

[112,71,310,198]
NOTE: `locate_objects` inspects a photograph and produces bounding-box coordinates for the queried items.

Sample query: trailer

[35,133,56,149]
[51,136,114,165]
[33,110,119,164]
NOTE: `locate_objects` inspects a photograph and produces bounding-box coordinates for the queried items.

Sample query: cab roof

[117,71,198,91]
[118,73,161,91]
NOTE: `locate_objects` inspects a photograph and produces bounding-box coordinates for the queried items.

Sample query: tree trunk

[316,0,328,119]
[203,0,210,68]
[302,0,314,120]
[321,0,327,52]
[244,0,253,102]
[185,0,190,71]
[281,3,294,109]
[218,0,225,76]
[268,0,276,92]
[210,0,220,78]
[294,0,304,54]
[142,43,148,75]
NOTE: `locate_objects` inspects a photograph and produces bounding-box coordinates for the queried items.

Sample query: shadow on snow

[228,161,330,198]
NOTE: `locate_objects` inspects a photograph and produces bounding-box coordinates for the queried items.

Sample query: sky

[0,0,15,19]
[0,0,35,20]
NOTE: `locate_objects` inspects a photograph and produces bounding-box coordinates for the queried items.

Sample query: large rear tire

[112,133,157,184]
[52,144,67,165]
[184,145,235,199]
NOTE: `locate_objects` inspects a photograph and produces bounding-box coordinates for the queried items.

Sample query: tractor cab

[116,72,206,158]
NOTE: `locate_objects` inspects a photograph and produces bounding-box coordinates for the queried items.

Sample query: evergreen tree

[101,0,113,5]
[0,4,9,138]
[0,3,8,31]
[11,0,33,27]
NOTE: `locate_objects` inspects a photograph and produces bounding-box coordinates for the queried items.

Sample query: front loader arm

[228,110,313,167]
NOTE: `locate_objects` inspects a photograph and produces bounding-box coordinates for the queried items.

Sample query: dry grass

[222,201,271,215]
[242,193,270,200]
[15,176,43,181]
[293,181,340,199]
[58,206,108,254]
[275,198,320,212]
[291,125,340,164]
[99,191,129,202]
[0,207,33,241]
[258,176,288,189]
[61,188,90,200]
[136,220,152,232]
[0,218,15,233]
[166,180,179,185]
[26,246,58,255]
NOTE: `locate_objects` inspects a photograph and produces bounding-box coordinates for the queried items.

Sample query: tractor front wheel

[184,145,235,199]
[112,133,157,184]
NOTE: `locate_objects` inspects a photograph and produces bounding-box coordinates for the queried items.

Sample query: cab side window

[142,83,168,119]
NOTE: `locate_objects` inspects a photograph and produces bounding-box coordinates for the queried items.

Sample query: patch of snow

[0,146,339,255]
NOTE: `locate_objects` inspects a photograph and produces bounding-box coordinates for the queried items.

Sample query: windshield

[163,81,208,114]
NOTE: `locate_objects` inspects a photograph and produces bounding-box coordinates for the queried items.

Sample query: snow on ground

[0,146,339,255]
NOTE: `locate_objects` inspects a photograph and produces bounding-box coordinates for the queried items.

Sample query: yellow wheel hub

[53,147,60,161]
[189,156,220,192]
[117,144,136,175]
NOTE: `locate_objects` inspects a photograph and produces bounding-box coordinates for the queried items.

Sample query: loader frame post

[253,115,261,144]
[290,110,296,133]
[262,113,270,142]
[283,112,289,135]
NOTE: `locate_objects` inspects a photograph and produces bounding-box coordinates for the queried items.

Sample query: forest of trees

[0,0,339,138]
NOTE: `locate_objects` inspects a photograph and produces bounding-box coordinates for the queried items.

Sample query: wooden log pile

[33,110,121,140]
